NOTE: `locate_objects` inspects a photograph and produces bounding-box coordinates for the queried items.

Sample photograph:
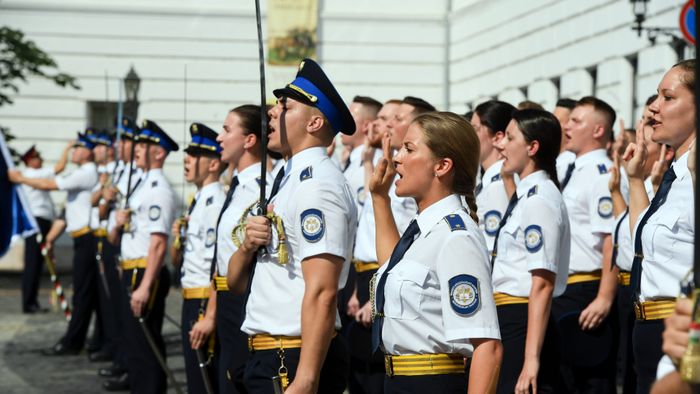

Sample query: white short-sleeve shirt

[241,147,357,336]
[634,151,694,301]
[181,182,225,289]
[492,171,570,297]
[216,163,271,276]
[476,160,511,253]
[120,169,176,260]
[612,176,655,272]
[21,167,56,220]
[562,149,614,273]
[55,162,98,232]
[377,194,500,356]
[343,146,369,218]
[556,150,576,185]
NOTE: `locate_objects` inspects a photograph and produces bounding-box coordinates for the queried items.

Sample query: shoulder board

[444,214,466,231]
[597,164,607,174]
[151,180,158,187]
[527,185,538,197]
[300,166,313,182]
[206,196,213,206]
[491,173,501,182]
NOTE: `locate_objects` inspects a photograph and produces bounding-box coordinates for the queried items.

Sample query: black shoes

[98,364,127,378]
[23,305,49,314]
[102,373,130,391]
[89,350,114,363]
[41,342,81,356]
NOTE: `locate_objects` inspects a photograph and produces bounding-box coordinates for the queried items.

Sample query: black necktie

[630,167,677,297]
[187,195,198,215]
[490,193,519,267]
[610,209,629,270]
[475,182,483,196]
[210,176,239,278]
[343,155,352,172]
[371,219,421,353]
[560,162,576,190]
[266,166,286,205]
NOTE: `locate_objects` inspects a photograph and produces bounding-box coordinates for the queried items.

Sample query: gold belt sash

[182,287,210,300]
[634,299,676,321]
[70,226,91,238]
[121,258,147,270]
[92,228,108,237]
[494,292,529,306]
[248,335,302,352]
[353,260,380,273]
[567,270,602,285]
[214,276,229,292]
[618,271,631,286]
[384,353,465,377]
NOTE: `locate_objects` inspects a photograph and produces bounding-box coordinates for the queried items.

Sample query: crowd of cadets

[7,57,696,394]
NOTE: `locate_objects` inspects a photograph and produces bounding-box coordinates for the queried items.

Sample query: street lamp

[630,0,649,37]
[124,66,140,103]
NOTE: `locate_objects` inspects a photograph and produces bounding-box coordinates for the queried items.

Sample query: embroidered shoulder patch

[300,166,313,182]
[356,186,366,207]
[491,173,501,182]
[205,228,216,247]
[598,197,613,218]
[206,196,213,206]
[483,210,502,236]
[444,214,466,231]
[148,205,161,221]
[597,164,607,174]
[449,275,480,316]
[527,185,538,197]
[300,208,324,242]
[524,224,543,253]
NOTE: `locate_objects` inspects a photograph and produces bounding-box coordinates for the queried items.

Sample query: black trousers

[121,266,171,394]
[181,297,218,394]
[22,217,51,311]
[243,334,349,394]
[60,233,98,349]
[633,319,664,394]
[496,303,562,394]
[216,289,249,394]
[93,236,120,356]
[617,283,637,394]
[551,280,618,394]
[347,268,384,394]
[384,373,466,394]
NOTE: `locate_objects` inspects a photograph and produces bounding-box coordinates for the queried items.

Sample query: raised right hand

[368,133,396,198]
[622,119,647,180]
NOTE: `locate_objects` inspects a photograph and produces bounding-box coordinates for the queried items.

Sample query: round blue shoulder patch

[148,205,161,221]
[300,208,325,243]
[448,275,480,316]
[524,224,543,253]
[598,197,613,218]
[205,228,216,247]
[483,210,502,236]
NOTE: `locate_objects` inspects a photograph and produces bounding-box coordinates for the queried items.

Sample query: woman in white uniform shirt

[370,111,501,393]
[491,109,570,394]
[623,59,696,393]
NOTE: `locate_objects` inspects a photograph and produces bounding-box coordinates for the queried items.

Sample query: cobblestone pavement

[0,271,186,394]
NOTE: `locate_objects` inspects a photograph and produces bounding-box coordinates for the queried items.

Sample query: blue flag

[0,132,37,257]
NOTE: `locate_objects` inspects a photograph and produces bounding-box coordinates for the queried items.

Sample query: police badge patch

[300,208,325,242]
[483,210,502,236]
[448,275,480,316]
[205,228,216,247]
[148,205,161,221]
[524,224,543,253]
[598,197,613,218]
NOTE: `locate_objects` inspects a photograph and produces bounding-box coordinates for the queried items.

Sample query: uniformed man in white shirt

[552,96,618,392]
[18,144,70,313]
[471,100,517,253]
[99,117,144,390]
[170,123,225,394]
[109,119,178,394]
[226,58,357,393]
[553,98,577,185]
[210,104,272,393]
[9,132,99,355]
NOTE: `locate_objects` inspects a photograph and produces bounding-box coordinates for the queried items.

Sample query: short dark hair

[517,100,544,111]
[555,98,577,110]
[474,100,516,135]
[576,96,616,140]
[403,96,436,115]
[353,95,382,117]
